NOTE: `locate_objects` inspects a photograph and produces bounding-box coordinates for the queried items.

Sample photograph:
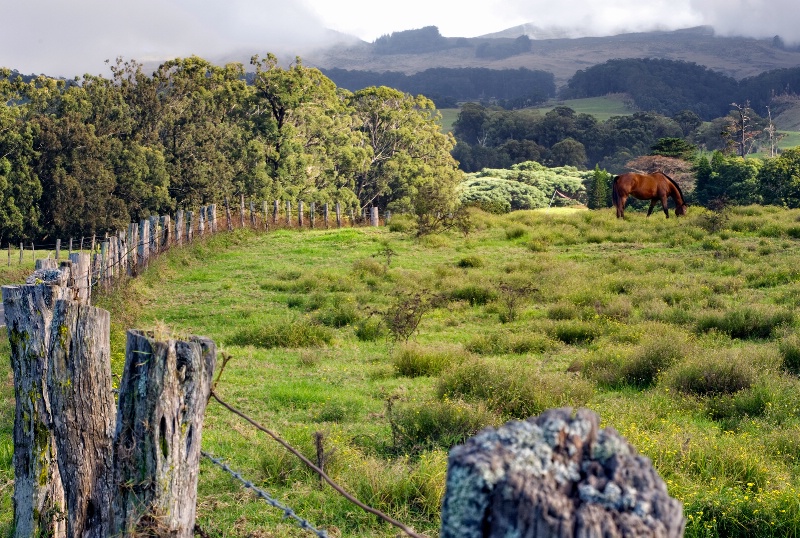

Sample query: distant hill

[303,26,800,88]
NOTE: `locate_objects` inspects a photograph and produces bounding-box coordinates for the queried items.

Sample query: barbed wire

[201,451,329,538]
[209,390,428,538]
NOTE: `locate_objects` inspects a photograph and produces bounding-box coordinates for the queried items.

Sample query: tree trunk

[113,330,216,537]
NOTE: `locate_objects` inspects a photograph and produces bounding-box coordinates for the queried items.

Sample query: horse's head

[675,204,688,217]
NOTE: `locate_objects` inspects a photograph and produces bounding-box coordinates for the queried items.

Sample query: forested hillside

[0,57,460,244]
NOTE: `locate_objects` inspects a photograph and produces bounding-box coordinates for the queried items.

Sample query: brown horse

[612,172,687,218]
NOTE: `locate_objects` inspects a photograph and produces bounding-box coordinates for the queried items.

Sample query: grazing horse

[612,172,687,218]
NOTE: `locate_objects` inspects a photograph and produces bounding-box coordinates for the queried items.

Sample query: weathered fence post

[440,408,686,538]
[176,210,184,246]
[4,264,217,537]
[273,200,279,225]
[310,202,316,229]
[298,201,304,227]
[286,200,292,226]
[385,210,391,225]
[323,203,329,229]
[335,202,342,228]
[371,207,379,227]
[186,211,194,243]
[198,207,206,237]
[69,253,92,304]
[225,197,233,231]
[2,263,85,537]
[138,219,151,269]
[161,215,171,248]
[250,201,256,228]
[240,194,246,228]
[262,201,270,230]
[114,330,216,536]
[55,239,61,260]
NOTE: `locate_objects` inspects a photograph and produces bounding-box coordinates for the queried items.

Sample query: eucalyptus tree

[249,54,368,208]
[0,69,41,243]
[347,86,461,216]
[151,57,258,208]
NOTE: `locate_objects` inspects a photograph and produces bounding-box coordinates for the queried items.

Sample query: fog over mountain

[1,0,798,77]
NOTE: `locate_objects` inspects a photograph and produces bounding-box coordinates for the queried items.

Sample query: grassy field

[531,94,636,121]
[4,206,800,536]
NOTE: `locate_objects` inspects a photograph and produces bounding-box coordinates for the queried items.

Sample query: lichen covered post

[440,408,686,538]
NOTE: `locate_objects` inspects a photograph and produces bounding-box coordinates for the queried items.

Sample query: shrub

[450,284,496,306]
[353,257,386,277]
[465,331,556,355]
[578,331,688,389]
[315,299,360,328]
[388,398,498,454]
[696,306,793,339]
[436,358,594,418]
[666,351,756,396]
[505,226,527,240]
[550,320,602,345]
[779,332,800,375]
[456,256,484,268]
[387,214,415,233]
[355,316,387,341]
[547,303,579,320]
[227,319,334,348]
[392,343,463,377]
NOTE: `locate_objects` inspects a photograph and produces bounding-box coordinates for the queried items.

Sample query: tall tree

[348,86,461,212]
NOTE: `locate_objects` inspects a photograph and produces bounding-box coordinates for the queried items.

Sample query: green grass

[437,108,459,133]
[532,94,636,121]
[5,207,800,536]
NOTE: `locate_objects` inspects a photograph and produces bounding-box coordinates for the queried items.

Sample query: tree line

[0,56,461,244]
[322,66,555,109]
[563,58,800,120]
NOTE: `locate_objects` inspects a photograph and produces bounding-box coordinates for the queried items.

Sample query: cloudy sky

[2,0,799,77]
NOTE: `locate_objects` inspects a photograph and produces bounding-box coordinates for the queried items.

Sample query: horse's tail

[611,175,620,208]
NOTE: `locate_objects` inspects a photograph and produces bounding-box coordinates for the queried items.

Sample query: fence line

[209,390,427,538]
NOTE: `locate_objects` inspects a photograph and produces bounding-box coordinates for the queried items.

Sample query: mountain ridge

[300,26,800,88]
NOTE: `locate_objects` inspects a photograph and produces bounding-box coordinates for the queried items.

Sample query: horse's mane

[658,171,685,203]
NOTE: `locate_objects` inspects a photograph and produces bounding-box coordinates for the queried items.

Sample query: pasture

[4,206,800,536]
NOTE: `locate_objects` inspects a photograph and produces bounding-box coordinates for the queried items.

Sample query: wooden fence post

[262,201,269,230]
[209,204,217,233]
[55,239,61,260]
[371,207,379,227]
[335,203,342,228]
[225,197,233,231]
[161,215,171,248]
[286,200,292,226]
[4,265,216,537]
[324,203,329,229]
[2,263,87,537]
[385,210,391,224]
[186,211,194,243]
[114,330,216,536]
[198,207,206,237]
[240,194,245,228]
[138,219,150,269]
[273,200,279,225]
[440,408,686,538]
[19,242,23,264]
[298,201,304,227]
[310,202,316,229]
[176,210,184,246]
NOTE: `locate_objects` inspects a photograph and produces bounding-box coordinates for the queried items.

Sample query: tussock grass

[227,318,334,348]
[436,358,594,418]
[392,343,465,377]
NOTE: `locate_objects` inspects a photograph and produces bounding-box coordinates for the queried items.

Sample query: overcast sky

[2,0,799,77]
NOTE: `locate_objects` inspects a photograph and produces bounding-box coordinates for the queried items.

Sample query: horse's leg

[647,200,657,217]
[661,195,669,218]
[617,195,628,218]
